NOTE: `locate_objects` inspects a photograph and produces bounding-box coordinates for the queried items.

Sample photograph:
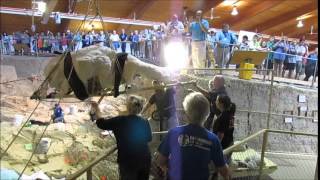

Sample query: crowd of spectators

[0,28,167,63]
[0,13,318,81]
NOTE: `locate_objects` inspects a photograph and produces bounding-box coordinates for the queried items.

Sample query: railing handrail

[66,128,318,179]
[223,129,266,155]
[267,129,318,137]
[66,145,117,180]
[223,128,318,155]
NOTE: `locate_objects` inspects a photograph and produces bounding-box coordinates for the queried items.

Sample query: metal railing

[66,128,317,180]
[2,58,315,179]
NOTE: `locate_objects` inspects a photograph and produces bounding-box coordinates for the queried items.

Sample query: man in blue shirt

[215,24,237,69]
[189,10,209,69]
[156,92,231,180]
[53,103,64,123]
[120,29,128,53]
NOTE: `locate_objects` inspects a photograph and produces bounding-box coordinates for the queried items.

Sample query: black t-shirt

[149,87,176,119]
[96,115,152,164]
[208,87,228,118]
[212,103,235,149]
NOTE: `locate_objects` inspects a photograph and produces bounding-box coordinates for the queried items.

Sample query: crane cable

[10,1,99,178]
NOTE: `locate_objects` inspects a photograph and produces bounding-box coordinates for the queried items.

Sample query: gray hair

[183,92,210,125]
[126,95,145,115]
[209,75,225,90]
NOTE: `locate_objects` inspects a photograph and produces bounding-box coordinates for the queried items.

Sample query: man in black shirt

[194,75,228,130]
[90,95,152,180]
[120,29,128,53]
[142,80,178,137]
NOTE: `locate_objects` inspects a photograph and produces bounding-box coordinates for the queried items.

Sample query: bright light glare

[297,20,303,28]
[164,42,188,71]
[222,0,238,6]
[231,7,238,16]
[37,1,47,13]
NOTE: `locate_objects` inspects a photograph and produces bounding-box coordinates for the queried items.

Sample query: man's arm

[90,102,118,130]
[198,19,209,34]
[217,165,232,180]
[141,102,152,115]
[194,84,210,98]
[157,152,168,169]
[217,132,225,141]
[141,94,155,115]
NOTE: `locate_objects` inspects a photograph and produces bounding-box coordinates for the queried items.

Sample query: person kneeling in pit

[52,103,65,123]
[142,80,178,139]
[155,92,231,180]
[90,95,152,180]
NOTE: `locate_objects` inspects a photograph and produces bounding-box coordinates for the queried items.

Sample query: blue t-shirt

[308,53,318,62]
[54,106,63,118]
[158,124,226,180]
[189,19,209,41]
[215,31,237,48]
[273,41,288,61]
[132,34,139,43]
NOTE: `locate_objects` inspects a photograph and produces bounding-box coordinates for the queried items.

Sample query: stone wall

[178,75,318,154]
[1,55,52,78]
[1,55,318,154]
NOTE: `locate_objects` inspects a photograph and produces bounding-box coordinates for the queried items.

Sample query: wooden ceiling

[0,0,318,41]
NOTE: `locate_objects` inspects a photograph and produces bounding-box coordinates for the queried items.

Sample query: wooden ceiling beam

[117,0,156,31]
[230,0,283,28]
[202,0,224,14]
[251,2,317,33]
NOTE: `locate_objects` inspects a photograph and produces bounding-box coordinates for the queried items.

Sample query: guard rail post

[315,156,318,180]
[258,130,269,180]
[311,59,318,88]
[266,70,274,129]
[87,167,92,180]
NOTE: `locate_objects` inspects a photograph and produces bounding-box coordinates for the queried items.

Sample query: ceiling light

[37,1,47,13]
[231,6,238,16]
[297,20,303,28]
[223,0,238,6]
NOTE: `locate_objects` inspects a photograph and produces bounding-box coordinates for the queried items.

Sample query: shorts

[283,63,295,70]
[273,59,283,64]
[296,61,303,74]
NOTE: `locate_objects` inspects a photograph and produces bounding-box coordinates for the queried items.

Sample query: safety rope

[15,1,97,178]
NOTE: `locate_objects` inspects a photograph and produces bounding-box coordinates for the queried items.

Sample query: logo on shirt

[178,134,212,151]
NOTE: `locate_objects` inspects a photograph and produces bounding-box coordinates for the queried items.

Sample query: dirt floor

[0,94,128,179]
[0,60,160,179]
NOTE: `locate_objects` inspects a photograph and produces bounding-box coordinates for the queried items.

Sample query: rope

[0,75,43,85]
[90,0,117,144]
[16,1,97,178]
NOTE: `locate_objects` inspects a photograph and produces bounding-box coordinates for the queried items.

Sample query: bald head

[209,75,225,91]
